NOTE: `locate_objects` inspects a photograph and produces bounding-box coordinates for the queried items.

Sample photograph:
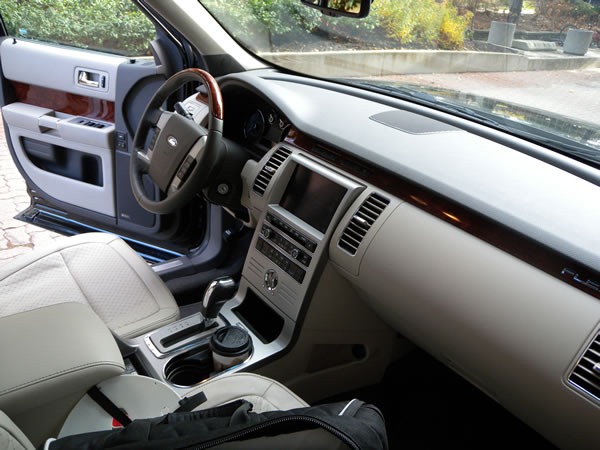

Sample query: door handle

[77,70,99,88]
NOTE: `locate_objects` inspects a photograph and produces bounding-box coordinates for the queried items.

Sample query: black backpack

[46,398,388,450]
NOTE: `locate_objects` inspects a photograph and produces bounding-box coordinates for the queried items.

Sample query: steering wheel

[130,68,224,214]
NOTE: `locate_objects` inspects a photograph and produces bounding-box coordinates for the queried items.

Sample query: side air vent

[338,193,390,255]
[253,147,292,196]
[568,332,600,403]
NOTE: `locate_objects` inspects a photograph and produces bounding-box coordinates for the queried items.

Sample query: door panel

[1,39,122,216]
[1,38,121,101]
[0,36,204,256]
[3,101,116,216]
[0,2,224,270]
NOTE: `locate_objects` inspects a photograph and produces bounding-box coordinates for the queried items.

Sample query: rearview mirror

[301,0,372,18]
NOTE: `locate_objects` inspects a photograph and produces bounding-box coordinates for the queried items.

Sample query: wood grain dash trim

[285,129,600,301]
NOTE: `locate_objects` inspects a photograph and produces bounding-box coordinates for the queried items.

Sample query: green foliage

[438,8,473,49]
[203,0,322,49]
[536,0,599,30]
[0,0,473,54]
[372,0,472,49]
[204,0,468,51]
[569,0,599,23]
[0,0,155,56]
[204,0,381,51]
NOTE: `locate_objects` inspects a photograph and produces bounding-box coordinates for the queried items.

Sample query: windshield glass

[200,0,600,166]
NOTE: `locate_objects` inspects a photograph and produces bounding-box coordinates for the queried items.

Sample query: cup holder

[164,345,213,388]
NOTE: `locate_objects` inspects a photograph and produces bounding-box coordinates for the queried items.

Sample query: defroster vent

[253,147,292,196]
[338,193,390,255]
[568,332,600,403]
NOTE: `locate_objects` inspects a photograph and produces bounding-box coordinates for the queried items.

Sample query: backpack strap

[337,399,365,417]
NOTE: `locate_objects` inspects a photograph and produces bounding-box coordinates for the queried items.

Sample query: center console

[241,149,364,322]
[123,144,365,393]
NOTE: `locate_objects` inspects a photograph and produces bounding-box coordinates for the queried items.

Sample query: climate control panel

[255,213,316,284]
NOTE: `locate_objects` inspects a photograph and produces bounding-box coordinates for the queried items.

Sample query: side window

[0,0,155,57]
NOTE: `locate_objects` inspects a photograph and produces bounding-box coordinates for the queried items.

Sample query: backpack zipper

[180,414,360,450]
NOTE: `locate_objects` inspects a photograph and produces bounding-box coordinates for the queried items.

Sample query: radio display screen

[280,164,347,233]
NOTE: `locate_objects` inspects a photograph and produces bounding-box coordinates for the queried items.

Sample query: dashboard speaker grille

[568,332,600,403]
[338,193,390,255]
[253,147,292,196]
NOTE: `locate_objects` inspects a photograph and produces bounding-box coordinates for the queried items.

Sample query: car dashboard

[178,68,600,449]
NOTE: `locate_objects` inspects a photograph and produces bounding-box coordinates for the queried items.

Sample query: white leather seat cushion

[187,373,309,413]
[0,232,179,338]
[0,410,34,450]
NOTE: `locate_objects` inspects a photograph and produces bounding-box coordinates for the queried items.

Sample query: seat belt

[86,385,208,426]
[87,385,132,427]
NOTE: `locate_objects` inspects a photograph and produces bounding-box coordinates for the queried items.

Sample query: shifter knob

[201,276,238,326]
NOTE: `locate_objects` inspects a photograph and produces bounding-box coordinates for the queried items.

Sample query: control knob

[262,226,272,239]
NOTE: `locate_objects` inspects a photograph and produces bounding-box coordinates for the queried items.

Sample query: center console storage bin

[164,344,214,388]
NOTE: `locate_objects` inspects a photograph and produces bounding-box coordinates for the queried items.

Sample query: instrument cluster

[242,104,291,149]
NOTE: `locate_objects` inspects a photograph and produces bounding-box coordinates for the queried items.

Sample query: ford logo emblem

[167,136,178,147]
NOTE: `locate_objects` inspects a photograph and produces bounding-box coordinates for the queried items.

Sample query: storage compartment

[163,324,253,387]
[22,136,103,186]
[233,288,284,343]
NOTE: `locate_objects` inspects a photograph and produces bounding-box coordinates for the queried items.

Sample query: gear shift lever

[200,276,238,327]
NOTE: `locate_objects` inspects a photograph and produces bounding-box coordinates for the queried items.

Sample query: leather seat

[0,302,310,449]
[0,373,309,450]
[183,372,309,412]
[0,235,313,449]
[0,232,179,338]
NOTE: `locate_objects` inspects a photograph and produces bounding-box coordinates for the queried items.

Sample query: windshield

[200,0,600,166]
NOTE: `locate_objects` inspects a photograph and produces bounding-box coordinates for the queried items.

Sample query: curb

[263,47,600,77]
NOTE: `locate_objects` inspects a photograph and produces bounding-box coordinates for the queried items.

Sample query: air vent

[338,193,390,255]
[568,332,600,403]
[253,147,292,196]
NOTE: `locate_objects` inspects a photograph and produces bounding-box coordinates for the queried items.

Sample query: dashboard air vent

[338,193,390,256]
[568,332,600,403]
[253,147,292,196]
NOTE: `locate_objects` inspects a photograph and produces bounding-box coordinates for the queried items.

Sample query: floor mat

[322,349,557,449]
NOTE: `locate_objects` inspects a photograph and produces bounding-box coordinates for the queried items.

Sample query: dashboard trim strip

[11,81,115,122]
[285,129,600,302]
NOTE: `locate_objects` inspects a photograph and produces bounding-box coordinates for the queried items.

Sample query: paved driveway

[383,67,600,125]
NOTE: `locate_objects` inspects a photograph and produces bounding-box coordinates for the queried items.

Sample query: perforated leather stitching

[61,243,160,330]
[0,252,87,318]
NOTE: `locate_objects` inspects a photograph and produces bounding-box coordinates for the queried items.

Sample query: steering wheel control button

[176,155,196,183]
[264,269,278,291]
[148,127,160,151]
